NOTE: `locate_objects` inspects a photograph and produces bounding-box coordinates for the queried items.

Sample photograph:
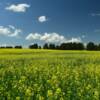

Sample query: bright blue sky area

[0,0,100,46]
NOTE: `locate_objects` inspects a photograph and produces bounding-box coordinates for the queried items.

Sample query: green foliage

[0,49,100,99]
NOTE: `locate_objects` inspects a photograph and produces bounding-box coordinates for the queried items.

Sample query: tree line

[0,46,22,49]
[29,42,100,50]
[28,42,100,51]
[1,42,100,50]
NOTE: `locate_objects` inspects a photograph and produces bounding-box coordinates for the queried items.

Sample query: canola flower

[0,49,100,99]
[55,88,62,94]
[16,96,20,100]
[47,90,53,97]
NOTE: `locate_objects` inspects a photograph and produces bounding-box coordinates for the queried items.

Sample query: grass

[0,49,100,100]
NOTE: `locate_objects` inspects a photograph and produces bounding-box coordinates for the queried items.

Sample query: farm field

[0,49,100,100]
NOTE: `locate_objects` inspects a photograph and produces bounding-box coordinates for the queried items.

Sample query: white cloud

[26,33,41,40]
[65,37,82,43]
[40,33,65,43]
[0,26,11,36]
[9,29,22,37]
[5,3,30,12]
[26,32,82,43]
[0,44,7,47]
[0,25,22,37]
[38,16,48,23]
[0,44,14,47]
[8,25,15,29]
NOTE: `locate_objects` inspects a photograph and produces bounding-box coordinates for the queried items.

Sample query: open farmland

[0,49,100,99]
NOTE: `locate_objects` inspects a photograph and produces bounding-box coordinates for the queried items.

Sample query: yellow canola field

[0,49,100,100]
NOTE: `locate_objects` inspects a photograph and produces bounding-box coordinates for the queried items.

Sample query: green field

[0,49,100,100]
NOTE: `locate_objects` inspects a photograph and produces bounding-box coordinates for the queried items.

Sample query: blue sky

[0,0,100,47]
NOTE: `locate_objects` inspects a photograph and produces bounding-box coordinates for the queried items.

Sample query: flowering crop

[0,49,100,99]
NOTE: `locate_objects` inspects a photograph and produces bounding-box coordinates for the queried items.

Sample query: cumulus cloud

[5,3,30,12]
[0,25,22,37]
[40,33,65,43]
[8,25,15,29]
[38,16,48,23]
[26,33,41,40]
[9,29,22,37]
[26,32,82,43]
[65,37,82,43]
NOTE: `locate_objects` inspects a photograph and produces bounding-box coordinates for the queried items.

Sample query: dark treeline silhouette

[29,42,100,50]
[0,42,100,50]
[59,43,84,50]
[0,45,22,49]
[29,44,40,49]
[14,46,22,49]
[86,42,100,51]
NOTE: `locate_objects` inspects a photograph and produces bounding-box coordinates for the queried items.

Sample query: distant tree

[0,46,5,49]
[6,46,13,49]
[95,44,99,51]
[43,43,49,49]
[97,44,100,50]
[55,45,60,50]
[38,46,41,49]
[33,44,38,49]
[59,42,84,50]
[49,44,56,49]
[59,43,67,50]
[59,43,73,50]
[86,42,96,50]
[76,43,84,50]
[15,46,22,49]
[29,44,38,49]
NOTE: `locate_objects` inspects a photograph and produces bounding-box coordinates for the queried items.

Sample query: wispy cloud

[38,16,48,23]
[90,13,100,16]
[26,33,41,40]
[0,25,22,37]
[94,29,100,32]
[65,37,82,43]
[81,35,86,38]
[26,32,82,43]
[5,3,30,12]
